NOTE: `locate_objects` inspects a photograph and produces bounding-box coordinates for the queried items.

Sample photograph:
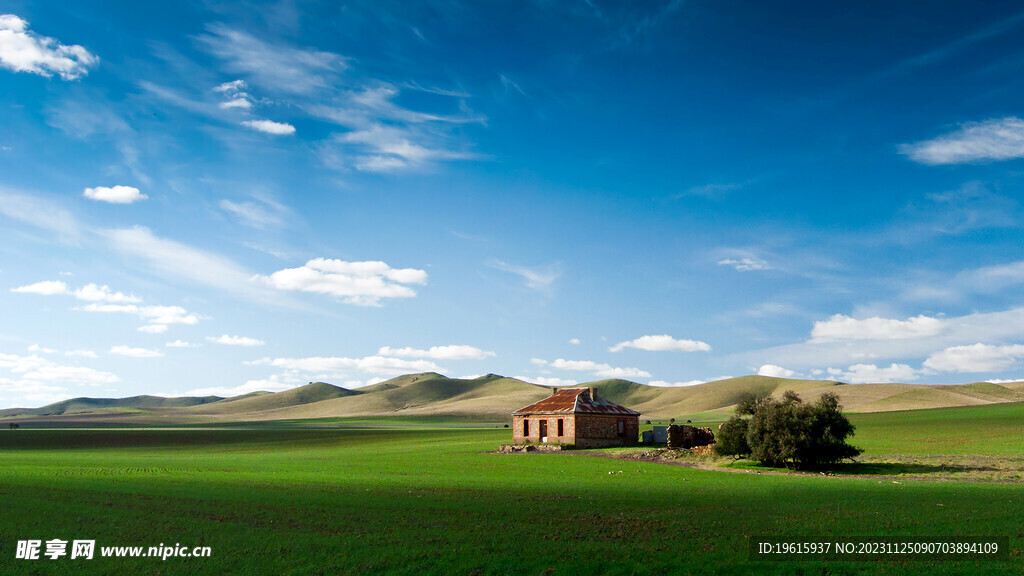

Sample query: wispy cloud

[0,14,98,80]
[248,355,442,376]
[219,195,289,229]
[900,117,1024,165]
[717,257,773,272]
[0,187,81,242]
[197,23,345,95]
[110,345,163,358]
[536,358,651,379]
[487,259,561,290]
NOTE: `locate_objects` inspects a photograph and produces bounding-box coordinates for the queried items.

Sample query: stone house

[511,387,640,448]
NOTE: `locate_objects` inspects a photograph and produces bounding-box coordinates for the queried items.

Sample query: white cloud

[548,358,651,379]
[198,24,344,95]
[258,258,428,307]
[718,257,772,271]
[569,338,581,345]
[609,334,711,353]
[214,79,252,110]
[184,374,299,397]
[0,187,81,242]
[377,345,495,360]
[100,226,277,304]
[27,344,56,354]
[79,303,199,326]
[0,352,117,386]
[64,349,98,358]
[648,379,705,387]
[987,378,1024,384]
[72,283,141,303]
[514,376,578,387]
[901,117,1024,165]
[207,334,265,347]
[811,314,945,342]
[0,378,69,408]
[248,355,442,376]
[827,363,920,384]
[165,340,197,348]
[242,119,296,135]
[923,343,1024,373]
[219,197,287,229]
[110,345,163,358]
[0,14,98,80]
[487,259,561,290]
[11,280,68,295]
[138,324,168,334]
[757,364,798,378]
[83,185,147,204]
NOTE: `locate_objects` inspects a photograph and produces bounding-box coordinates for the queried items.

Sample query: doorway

[539,419,548,442]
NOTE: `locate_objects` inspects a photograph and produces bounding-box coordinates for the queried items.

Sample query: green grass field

[0,405,1022,575]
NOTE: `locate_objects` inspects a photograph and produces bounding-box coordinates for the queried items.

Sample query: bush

[718,391,861,469]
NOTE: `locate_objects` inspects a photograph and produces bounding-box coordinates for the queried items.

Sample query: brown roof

[512,388,640,416]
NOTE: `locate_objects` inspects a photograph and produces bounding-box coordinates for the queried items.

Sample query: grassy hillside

[4,373,1024,424]
[0,394,224,417]
[182,382,356,415]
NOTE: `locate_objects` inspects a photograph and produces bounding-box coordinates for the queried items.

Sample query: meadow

[0,405,1022,575]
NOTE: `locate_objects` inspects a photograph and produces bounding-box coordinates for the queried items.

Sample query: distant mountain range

[3,373,1024,424]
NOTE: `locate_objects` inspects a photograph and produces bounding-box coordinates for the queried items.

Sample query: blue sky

[3,1,1024,407]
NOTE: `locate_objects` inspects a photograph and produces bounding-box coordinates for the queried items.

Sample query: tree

[713,416,750,458]
[716,391,861,469]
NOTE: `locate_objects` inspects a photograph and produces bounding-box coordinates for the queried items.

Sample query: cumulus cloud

[923,343,1024,373]
[83,185,147,204]
[207,334,265,347]
[248,355,442,376]
[258,258,428,306]
[110,345,163,358]
[377,345,495,360]
[214,79,252,110]
[901,117,1024,165]
[609,334,711,353]
[242,119,296,135]
[0,14,98,80]
[0,352,117,384]
[757,364,798,378]
[165,340,197,348]
[811,314,945,342]
[11,280,68,295]
[184,374,299,397]
[547,358,651,379]
[12,281,140,303]
[515,376,578,387]
[718,257,773,272]
[648,379,705,387]
[79,303,199,327]
[827,363,919,384]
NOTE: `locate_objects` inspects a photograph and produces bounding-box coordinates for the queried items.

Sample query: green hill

[4,373,1024,424]
[182,382,357,415]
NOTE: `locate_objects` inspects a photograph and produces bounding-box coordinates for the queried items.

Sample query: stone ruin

[665,424,715,450]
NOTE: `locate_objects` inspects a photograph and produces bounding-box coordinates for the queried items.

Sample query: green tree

[717,390,862,469]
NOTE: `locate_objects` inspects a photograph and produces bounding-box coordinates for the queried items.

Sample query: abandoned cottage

[511,387,640,448]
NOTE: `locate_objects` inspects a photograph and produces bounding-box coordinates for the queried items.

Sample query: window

[523,419,529,437]
[557,418,564,436]
[617,420,625,438]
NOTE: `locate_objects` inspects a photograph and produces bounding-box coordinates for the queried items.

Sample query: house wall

[511,414,639,447]
[512,414,576,444]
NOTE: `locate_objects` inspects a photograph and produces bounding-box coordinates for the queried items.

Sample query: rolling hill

[3,373,1024,424]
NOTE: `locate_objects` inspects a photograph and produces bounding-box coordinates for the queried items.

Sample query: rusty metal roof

[512,388,640,416]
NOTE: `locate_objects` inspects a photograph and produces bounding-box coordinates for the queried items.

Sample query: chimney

[589,387,598,401]
[551,387,558,396]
